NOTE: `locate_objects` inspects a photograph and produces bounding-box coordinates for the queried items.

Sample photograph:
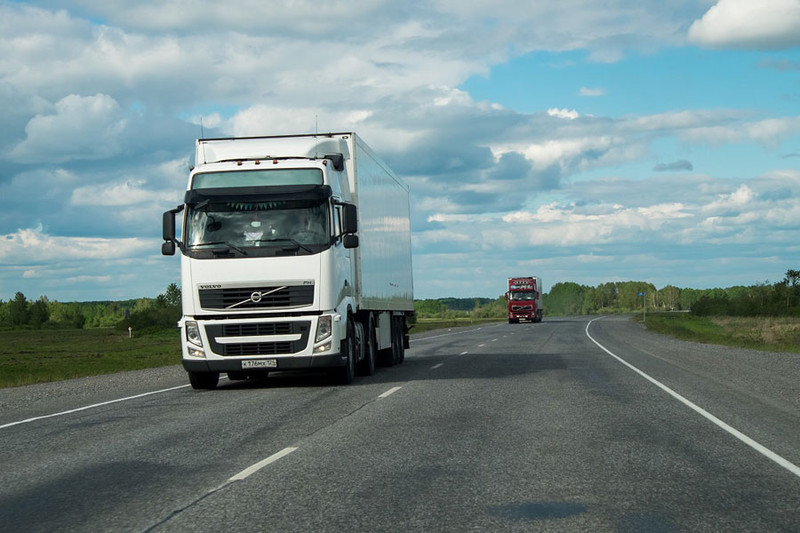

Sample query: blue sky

[2,0,800,301]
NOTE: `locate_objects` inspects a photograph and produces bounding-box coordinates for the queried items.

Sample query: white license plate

[241,359,277,369]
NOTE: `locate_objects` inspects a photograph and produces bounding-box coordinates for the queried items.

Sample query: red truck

[506,277,543,323]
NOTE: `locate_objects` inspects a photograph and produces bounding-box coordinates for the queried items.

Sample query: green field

[0,328,181,388]
[641,313,800,354]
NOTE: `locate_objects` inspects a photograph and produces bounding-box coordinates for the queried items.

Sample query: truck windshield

[184,200,330,257]
[510,291,536,300]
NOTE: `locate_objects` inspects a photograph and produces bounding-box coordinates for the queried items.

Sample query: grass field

[0,328,181,388]
[641,313,800,354]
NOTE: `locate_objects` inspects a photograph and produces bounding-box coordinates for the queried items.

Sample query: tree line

[546,270,800,317]
[3,270,799,330]
[0,283,182,332]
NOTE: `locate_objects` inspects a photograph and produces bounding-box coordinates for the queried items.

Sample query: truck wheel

[358,314,377,376]
[188,371,219,390]
[379,316,395,367]
[334,316,356,385]
[397,317,406,364]
[391,317,405,365]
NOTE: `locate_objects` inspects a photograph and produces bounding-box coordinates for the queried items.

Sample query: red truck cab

[506,277,543,323]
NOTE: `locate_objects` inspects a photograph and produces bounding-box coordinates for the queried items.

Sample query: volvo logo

[226,285,288,309]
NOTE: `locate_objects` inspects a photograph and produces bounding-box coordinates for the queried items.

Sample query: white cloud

[8,94,127,163]
[0,226,153,265]
[70,179,175,207]
[688,0,800,49]
[547,108,580,119]
[678,116,800,147]
[579,87,605,97]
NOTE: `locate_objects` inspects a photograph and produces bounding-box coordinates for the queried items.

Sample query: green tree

[29,297,50,328]
[8,292,30,326]
[119,283,181,331]
[546,282,588,316]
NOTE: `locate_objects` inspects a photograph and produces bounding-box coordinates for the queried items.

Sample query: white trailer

[162,132,413,389]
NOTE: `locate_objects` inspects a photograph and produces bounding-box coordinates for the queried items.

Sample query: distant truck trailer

[506,277,542,323]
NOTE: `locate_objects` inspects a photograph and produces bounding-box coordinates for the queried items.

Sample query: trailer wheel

[391,316,405,365]
[379,316,395,367]
[357,314,377,376]
[188,371,219,390]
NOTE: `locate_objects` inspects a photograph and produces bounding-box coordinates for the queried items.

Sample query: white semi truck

[162,132,414,389]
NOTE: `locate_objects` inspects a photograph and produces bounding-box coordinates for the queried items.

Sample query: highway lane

[0,317,798,531]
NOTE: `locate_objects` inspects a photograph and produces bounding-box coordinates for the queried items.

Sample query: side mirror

[162,205,184,255]
[343,235,359,249]
[341,203,358,234]
[162,210,175,241]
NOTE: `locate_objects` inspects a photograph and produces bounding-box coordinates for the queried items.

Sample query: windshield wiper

[188,241,249,256]
[254,238,313,254]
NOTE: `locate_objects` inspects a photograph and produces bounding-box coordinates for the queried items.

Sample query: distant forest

[2,270,799,330]
[0,283,182,332]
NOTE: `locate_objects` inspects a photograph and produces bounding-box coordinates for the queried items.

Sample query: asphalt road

[1,316,798,532]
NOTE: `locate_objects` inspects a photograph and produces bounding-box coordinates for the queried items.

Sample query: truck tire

[357,314,377,376]
[392,316,405,365]
[188,371,219,390]
[334,316,356,385]
[379,315,395,367]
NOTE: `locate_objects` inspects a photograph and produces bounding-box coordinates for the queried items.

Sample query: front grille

[205,321,311,356]
[199,285,314,310]
[223,323,293,336]
[512,305,533,311]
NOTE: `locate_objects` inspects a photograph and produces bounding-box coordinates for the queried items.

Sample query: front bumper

[183,351,347,373]
[181,313,346,372]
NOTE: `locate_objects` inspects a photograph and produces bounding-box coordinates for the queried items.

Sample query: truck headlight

[186,321,203,347]
[315,316,332,343]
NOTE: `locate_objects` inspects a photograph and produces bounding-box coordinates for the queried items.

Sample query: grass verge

[0,328,180,388]
[640,313,800,354]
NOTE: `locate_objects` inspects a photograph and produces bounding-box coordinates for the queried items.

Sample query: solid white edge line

[585,317,800,480]
[379,386,403,399]
[229,447,298,482]
[0,384,191,430]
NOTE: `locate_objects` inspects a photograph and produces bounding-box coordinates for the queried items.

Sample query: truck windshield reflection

[185,201,330,254]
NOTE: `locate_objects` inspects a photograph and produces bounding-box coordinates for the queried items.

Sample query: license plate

[242,359,277,369]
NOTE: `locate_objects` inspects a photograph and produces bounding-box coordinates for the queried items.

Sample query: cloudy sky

[2,0,800,302]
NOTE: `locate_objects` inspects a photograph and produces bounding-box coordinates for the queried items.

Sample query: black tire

[357,314,377,376]
[379,316,395,367]
[334,316,356,385]
[396,317,406,364]
[188,371,219,390]
[391,317,404,365]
